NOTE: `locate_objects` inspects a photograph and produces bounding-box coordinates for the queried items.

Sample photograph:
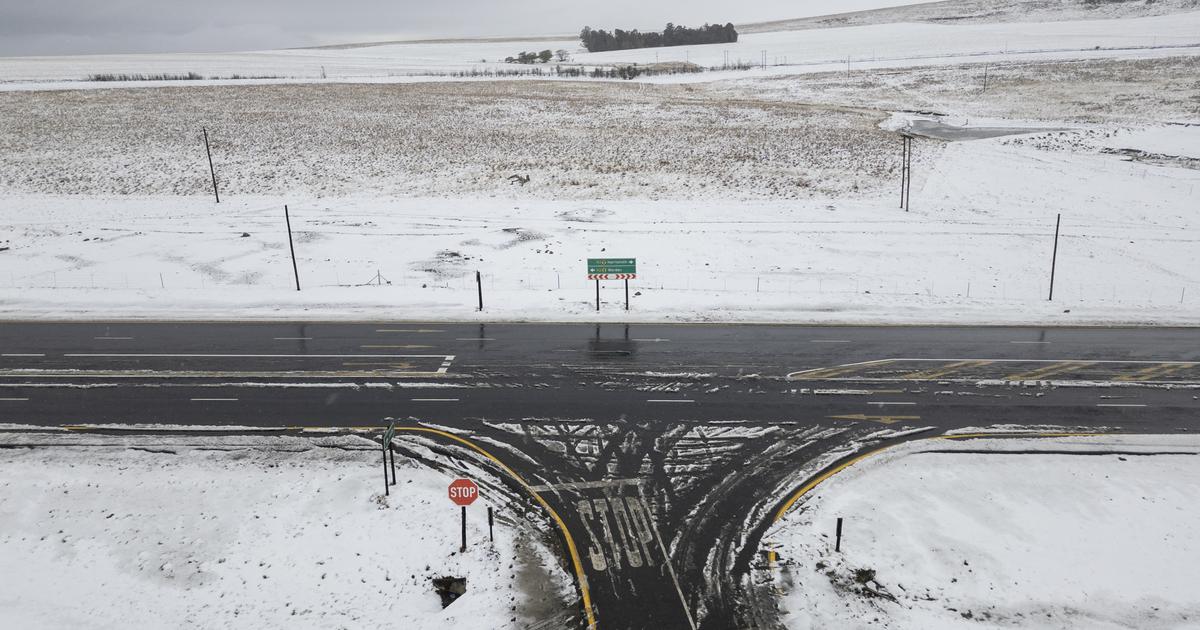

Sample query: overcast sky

[0,0,924,57]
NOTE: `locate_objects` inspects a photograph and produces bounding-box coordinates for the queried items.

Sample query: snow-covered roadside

[0,433,574,629]
[1,123,1197,325]
[768,435,1200,629]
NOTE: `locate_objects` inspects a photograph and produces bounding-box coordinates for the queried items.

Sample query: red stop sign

[448,478,479,506]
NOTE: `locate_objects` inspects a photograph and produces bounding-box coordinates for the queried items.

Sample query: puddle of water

[905,119,1065,141]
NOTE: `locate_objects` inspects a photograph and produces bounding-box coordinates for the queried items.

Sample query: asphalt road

[3,321,1199,629]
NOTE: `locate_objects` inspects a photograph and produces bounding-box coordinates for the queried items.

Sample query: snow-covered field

[2,9,1199,89]
[769,434,1200,628]
[1,116,1197,323]
[0,4,1197,325]
[0,432,574,629]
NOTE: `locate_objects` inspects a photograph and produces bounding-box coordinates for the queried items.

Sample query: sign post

[382,420,396,495]
[449,478,479,552]
[587,258,637,312]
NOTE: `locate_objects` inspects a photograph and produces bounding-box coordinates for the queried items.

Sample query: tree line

[579,23,737,53]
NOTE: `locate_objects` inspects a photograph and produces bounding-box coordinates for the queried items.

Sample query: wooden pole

[202,128,220,203]
[1049,213,1061,301]
[284,205,300,291]
[595,278,600,312]
[476,270,483,311]
[624,278,629,311]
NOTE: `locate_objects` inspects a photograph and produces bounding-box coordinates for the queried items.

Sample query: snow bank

[0,434,574,629]
[770,435,1200,628]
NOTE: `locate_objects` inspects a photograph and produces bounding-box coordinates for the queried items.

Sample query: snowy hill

[742,0,1200,33]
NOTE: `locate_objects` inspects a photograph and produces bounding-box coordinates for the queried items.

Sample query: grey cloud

[0,1,918,56]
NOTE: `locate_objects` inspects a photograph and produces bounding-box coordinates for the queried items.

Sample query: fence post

[1048,213,1061,301]
[202,128,220,203]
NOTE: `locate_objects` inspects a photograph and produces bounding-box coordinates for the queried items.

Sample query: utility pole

[900,135,913,211]
[981,64,989,93]
[202,128,219,203]
[1048,213,1061,301]
[284,205,301,291]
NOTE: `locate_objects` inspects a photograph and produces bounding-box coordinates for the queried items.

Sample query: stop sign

[448,478,479,506]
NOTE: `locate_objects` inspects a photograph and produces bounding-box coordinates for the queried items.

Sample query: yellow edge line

[58,423,597,629]
[392,427,598,630]
[771,431,1111,523]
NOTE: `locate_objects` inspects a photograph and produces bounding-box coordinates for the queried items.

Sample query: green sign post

[382,420,397,495]
[586,258,637,311]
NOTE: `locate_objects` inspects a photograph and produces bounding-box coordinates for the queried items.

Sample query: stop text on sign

[448,478,479,506]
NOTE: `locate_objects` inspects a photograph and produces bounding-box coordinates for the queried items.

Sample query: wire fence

[5,268,1195,307]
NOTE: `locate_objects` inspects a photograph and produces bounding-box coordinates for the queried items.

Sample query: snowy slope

[769,435,1200,628]
[2,11,1199,88]
[0,433,575,629]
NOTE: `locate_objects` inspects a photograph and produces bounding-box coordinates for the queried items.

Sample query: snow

[1,118,1197,324]
[2,11,1199,91]
[0,433,574,629]
[770,435,1200,628]
[0,10,1196,326]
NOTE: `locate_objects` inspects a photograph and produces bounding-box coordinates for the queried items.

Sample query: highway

[2,321,1199,629]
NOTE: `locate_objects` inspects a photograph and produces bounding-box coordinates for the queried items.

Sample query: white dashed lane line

[411,398,460,402]
[2,353,45,357]
[274,337,312,340]
[647,399,694,404]
[0,397,29,401]
[811,339,852,343]
[94,336,133,340]
[1096,403,1148,408]
[190,398,239,402]
[455,338,496,341]
[867,401,917,406]
[1011,341,1052,344]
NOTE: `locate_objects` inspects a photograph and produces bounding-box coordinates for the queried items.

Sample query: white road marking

[1010,341,1052,344]
[2,353,45,357]
[412,398,460,402]
[274,337,312,340]
[0,397,29,401]
[529,479,643,492]
[632,338,671,342]
[811,339,852,343]
[455,338,496,341]
[94,336,133,340]
[647,399,694,404]
[64,353,449,358]
[361,345,434,349]
[375,329,443,333]
[867,401,917,406]
[636,492,698,630]
[1096,403,1148,408]
[190,398,238,402]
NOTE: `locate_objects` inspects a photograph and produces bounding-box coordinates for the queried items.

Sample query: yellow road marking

[827,414,920,425]
[1115,362,1198,382]
[341,362,416,369]
[56,423,597,628]
[899,359,993,380]
[789,359,895,380]
[1004,361,1095,381]
[390,427,598,629]
[772,430,1113,523]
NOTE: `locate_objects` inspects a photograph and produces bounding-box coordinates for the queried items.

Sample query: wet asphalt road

[2,321,1199,629]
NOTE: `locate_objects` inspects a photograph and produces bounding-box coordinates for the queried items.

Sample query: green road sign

[588,258,636,275]
[383,420,396,444]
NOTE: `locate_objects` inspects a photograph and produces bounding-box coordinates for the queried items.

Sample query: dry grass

[0,81,902,199]
[724,55,1200,124]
